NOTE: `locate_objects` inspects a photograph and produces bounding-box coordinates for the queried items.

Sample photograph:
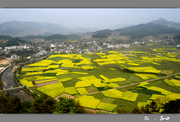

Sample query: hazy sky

[0,8,180,29]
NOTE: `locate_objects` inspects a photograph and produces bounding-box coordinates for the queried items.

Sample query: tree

[153,96,171,113]
[75,100,86,113]
[117,109,130,113]
[132,101,159,114]
[132,106,150,114]
[30,95,55,113]
[161,99,180,113]
[0,93,31,113]
[54,97,77,113]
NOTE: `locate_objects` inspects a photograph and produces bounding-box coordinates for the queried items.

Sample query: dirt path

[54,93,77,101]
[80,72,180,96]
[36,80,58,87]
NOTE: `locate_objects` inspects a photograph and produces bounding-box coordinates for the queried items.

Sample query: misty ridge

[0,21,99,37]
[0,18,180,43]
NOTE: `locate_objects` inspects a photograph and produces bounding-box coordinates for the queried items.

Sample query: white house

[27,56,31,59]
[51,44,55,47]
[107,44,114,48]
[10,46,17,49]
[122,44,130,48]
[27,46,34,49]
[177,45,180,48]
[5,47,11,50]
[11,54,18,59]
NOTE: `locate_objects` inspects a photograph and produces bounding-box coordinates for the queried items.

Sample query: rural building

[11,54,18,59]
[177,45,180,48]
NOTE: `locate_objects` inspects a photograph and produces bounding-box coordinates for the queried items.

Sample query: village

[0,37,179,62]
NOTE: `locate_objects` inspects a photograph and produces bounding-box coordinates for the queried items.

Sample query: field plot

[76,88,89,95]
[75,96,100,109]
[19,45,180,112]
[20,79,34,88]
[37,82,64,98]
[97,103,117,111]
[64,87,78,95]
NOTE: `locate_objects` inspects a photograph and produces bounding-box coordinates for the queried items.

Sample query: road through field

[80,72,180,96]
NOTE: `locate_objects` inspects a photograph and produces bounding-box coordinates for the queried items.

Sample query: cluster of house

[0,45,35,54]
[36,50,47,57]
[103,43,131,49]
[83,41,98,46]
[49,38,180,54]
[3,45,34,51]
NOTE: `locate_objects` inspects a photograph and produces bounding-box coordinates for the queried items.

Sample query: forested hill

[0,35,13,40]
[91,29,113,38]
[66,34,81,40]
[44,34,68,43]
[18,35,47,42]
[0,35,13,47]
[5,37,26,46]
[173,33,180,44]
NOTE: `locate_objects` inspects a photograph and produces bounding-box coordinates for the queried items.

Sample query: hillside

[18,35,47,42]
[173,33,180,44]
[0,35,13,47]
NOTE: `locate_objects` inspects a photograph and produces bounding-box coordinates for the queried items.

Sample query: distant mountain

[114,22,180,39]
[91,19,180,39]
[70,28,99,33]
[150,18,180,29]
[0,21,102,37]
[0,21,70,37]
[108,24,132,30]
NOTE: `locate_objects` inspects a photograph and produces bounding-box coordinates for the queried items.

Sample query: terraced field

[19,44,180,113]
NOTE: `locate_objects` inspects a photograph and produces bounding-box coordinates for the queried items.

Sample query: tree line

[0,92,180,114]
[0,93,87,114]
